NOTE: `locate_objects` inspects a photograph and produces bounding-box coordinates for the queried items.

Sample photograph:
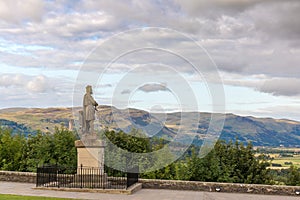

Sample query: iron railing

[36,164,138,189]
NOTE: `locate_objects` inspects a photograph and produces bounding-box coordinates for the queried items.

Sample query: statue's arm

[88,95,98,106]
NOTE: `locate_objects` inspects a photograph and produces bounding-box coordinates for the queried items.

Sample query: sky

[1,0,300,121]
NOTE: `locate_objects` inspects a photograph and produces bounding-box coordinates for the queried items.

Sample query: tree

[286,165,300,186]
[104,128,152,172]
[52,126,77,166]
[26,131,55,169]
[0,126,77,172]
[212,140,271,184]
[0,128,26,171]
[181,139,272,184]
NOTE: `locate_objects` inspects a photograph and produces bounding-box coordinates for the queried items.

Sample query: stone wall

[0,171,36,183]
[0,171,299,196]
[140,179,300,196]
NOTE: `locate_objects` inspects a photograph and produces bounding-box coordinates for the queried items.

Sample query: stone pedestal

[75,135,106,174]
[74,136,108,188]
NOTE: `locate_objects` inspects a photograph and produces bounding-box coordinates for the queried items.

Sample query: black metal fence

[36,164,138,189]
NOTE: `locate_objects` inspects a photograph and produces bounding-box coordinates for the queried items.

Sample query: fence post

[57,165,59,188]
[127,166,139,188]
[80,164,83,189]
[36,165,39,187]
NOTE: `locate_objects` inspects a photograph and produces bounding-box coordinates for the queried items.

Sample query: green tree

[104,128,152,172]
[52,126,77,166]
[26,132,55,169]
[175,140,271,184]
[0,128,26,171]
[20,127,77,171]
[286,165,300,186]
[213,140,271,184]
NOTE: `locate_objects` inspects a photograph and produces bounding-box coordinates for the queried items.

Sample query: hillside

[0,106,300,147]
[0,119,36,136]
[0,107,73,133]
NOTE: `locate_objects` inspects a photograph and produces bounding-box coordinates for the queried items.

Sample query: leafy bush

[0,127,77,172]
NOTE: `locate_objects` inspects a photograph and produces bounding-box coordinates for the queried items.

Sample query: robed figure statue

[83,85,98,134]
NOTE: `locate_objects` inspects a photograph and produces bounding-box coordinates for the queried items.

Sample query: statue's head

[86,85,93,94]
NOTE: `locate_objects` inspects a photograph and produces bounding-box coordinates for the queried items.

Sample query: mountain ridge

[0,105,300,147]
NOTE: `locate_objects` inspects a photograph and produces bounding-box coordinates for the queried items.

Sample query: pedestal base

[75,139,106,171]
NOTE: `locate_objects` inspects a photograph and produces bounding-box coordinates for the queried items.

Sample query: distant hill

[0,107,73,133]
[0,106,300,147]
[0,119,36,136]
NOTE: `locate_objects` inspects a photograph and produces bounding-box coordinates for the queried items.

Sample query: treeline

[105,130,271,184]
[104,129,300,185]
[0,126,77,172]
[270,166,300,186]
[0,127,299,186]
[143,141,271,184]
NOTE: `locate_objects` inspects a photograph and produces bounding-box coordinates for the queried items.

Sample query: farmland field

[257,147,300,169]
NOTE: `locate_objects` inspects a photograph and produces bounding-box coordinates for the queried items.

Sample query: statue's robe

[83,93,97,121]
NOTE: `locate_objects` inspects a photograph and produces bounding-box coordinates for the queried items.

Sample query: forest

[0,126,299,186]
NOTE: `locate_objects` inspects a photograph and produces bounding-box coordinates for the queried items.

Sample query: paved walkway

[0,182,299,200]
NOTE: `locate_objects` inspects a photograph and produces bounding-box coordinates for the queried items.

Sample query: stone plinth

[75,138,106,174]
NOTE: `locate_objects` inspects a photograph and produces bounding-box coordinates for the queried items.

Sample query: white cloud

[174,0,280,18]
[26,75,48,93]
[0,0,44,23]
[121,89,131,94]
[41,12,119,37]
[0,73,76,108]
[248,1,300,40]
[182,0,254,10]
[259,78,300,96]
[138,83,168,93]
[0,73,52,93]
[220,72,300,97]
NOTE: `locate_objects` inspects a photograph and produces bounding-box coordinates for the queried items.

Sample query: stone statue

[82,85,98,134]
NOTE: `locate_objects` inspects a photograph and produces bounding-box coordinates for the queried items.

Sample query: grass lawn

[0,194,74,200]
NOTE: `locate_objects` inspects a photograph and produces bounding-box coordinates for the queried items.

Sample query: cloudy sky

[1,0,300,121]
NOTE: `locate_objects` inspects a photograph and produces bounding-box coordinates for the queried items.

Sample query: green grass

[0,194,74,200]
[270,155,300,169]
[261,149,300,169]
